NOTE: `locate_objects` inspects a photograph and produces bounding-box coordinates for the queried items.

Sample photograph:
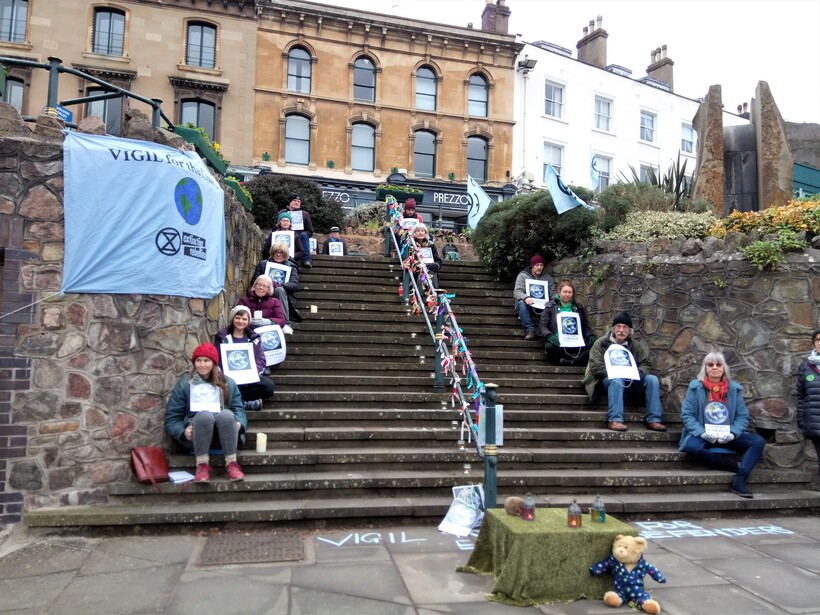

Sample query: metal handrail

[385,196,486,460]
[0,55,174,129]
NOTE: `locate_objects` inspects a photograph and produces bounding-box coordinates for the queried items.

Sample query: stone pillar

[691,85,725,216]
[751,81,794,210]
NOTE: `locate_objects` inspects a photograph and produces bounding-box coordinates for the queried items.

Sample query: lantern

[522,492,535,521]
[590,495,606,523]
[568,499,583,528]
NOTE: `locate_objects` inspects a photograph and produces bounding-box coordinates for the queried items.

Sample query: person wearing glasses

[796,330,820,490]
[583,312,666,432]
[678,351,766,499]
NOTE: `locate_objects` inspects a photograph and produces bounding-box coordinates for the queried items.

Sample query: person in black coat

[797,329,820,490]
[253,241,301,328]
[408,223,441,289]
[537,279,596,366]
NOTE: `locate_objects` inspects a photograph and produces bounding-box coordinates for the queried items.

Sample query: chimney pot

[596,15,602,28]
[737,104,743,113]
[589,19,595,29]
[583,26,588,35]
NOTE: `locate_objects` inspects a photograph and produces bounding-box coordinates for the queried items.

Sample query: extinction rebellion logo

[155,177,208,260]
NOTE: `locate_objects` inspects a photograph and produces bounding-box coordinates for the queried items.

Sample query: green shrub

[741,229,809,270]
[245,175,343,233]
[343,201,385,229]
[471,189,595,280]
[601,211,717,241]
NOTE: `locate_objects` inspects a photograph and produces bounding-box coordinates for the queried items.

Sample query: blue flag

[544,164,592,214]
[466,174,493,229]
[62,132,226,297]
[590,152,600,190]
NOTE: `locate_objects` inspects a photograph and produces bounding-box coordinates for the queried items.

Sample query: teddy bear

[589,534,667,614]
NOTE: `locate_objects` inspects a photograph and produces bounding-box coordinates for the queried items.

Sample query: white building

[512,17,745,194]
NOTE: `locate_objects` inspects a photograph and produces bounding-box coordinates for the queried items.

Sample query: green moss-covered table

[457,508,638,606]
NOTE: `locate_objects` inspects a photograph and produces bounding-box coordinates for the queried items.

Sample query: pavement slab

[649,535,769,560]
[0,542,92,579]
[289,586,416,615]
[638,551,730,588]
[95,535,199,565]
[164,573,289,615]
[751,543,820,573]
[0,571,76,612]
[650,584,790,615]
[419,600,543,614]
[393,551,492,604]
[291,561,413,605]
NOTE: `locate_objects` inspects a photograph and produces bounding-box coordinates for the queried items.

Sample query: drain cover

[198,531,304,566]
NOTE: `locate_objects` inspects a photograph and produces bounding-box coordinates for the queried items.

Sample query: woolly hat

[612,311,633,328]
[229,305,252,323]
[404,198,417,210]
[813,329,820,342]
[287,192,300,202]
[529,254,545,268]
[330,226,340,233]
[277,211,293,223]
[192,342,219,364]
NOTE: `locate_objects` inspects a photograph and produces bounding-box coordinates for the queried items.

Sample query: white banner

[604,344,641,380]
[62,131,225,297]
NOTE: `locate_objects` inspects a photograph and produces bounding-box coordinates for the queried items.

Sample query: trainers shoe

[730,476,753,499]
[283,325,294,335]
[244,399,262,411]
[225,461,245,482]
[194,463,210,483]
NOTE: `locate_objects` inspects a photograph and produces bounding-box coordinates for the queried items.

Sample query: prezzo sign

[432,192,473,206]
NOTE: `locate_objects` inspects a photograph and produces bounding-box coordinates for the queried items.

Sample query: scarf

[809,349,820,366]
[702,378,728,402]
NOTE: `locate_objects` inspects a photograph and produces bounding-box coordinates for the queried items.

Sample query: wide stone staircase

[26,255,820,528]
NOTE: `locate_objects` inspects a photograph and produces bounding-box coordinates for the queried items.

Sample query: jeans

[273,287,290,324]
[187,410,239,457]
[681,432,766,478]
[516,300,536,333]
[297,231,311,262]
[601,375,663,423]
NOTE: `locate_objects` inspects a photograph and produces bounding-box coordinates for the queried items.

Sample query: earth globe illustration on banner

[227,350,250,370]
[704,402,729,424]
[174,177,203,225]
[261,331,281,351]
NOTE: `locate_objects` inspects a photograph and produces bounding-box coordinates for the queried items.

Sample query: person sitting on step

[796,329,820,491]
[583,311,667,433]
[214,305,275,411]
[408,223,441,289]
[513,255,554,341]
[239,274,289,335]
[261,211,305,265]
[679,351,766,499]
[322,226,348,255]
[277,192,313,268]
[164,342,246,483]
[253,241,302,329]
[538,279,596,366]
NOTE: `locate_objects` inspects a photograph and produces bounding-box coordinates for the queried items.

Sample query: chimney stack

[576,15,608,69]
[481,0,511,34]
[646,43,674,91]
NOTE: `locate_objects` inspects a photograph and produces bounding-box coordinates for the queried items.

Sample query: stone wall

[0,109,263,524]
[551,236,820,471]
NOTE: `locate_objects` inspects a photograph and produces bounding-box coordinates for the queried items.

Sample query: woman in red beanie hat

[402,198,424,223]
[164,342,247,483]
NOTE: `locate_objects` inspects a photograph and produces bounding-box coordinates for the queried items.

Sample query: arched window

[353,57,376,103]
[288,47,311,93]
[0,0,27,43]
[414,131,436,178]
[3,77,24,113]
[351,123,375,172]
[285,115,310,166]
[467,136,488,183]
[181,100,216,141]
[416,66,436,111]
[468,74,488,117]
[186,22,216,69]
[92,7,125,56]
[87,88,123,135]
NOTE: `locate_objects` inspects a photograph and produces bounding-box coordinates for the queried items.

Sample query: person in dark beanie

[277,193,314,268]
[402,198,423,223]
[513,254,554,340]
[322,226,348,255]
[583,311,666,432]
[797,329,820,490]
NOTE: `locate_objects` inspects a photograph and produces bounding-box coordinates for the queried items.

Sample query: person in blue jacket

[164,342,247,484]
[796,329,820,490]
[679,351,766,498]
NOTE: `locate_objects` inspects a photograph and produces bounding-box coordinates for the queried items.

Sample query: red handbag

[131,446,169,494]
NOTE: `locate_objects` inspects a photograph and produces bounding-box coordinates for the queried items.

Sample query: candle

[256,432,267,453]
[310,305,318,313]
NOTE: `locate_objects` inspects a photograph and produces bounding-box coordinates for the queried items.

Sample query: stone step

[273,359,581,376]
[302,282,510,301]
[271,374,582,391]
[26,489,820,528]
[304,299,515,316]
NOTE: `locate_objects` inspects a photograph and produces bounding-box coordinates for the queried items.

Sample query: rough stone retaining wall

[551,236,820,471]
[0,110,263,523]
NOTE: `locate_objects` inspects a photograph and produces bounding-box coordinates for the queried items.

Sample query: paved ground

[1,514,819,615]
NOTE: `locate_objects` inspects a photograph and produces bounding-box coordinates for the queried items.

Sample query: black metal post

[483,383,499,508]
[151,98,163,129]
[46,57,61,109]
[433,291,445,389]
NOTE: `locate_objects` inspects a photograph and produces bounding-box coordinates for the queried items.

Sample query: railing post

[483,383,499,509]
[46,57,61,109]
[433,290,445,389]
[151,98,163,129]
[401,268,410,305]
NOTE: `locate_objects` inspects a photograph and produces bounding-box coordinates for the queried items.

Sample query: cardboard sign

[189,382,220,413]
[604,343,640,380]
[265,261,292,285]
[400,217,419,231]
[525,279,549,310]
[703,401,731,438]
[271,230,295,258]
[328,242,344,256]
[289,210,304,231]
[419,246,434,263]
[255,324,287,366]
[557,312,584,347]
[438,484,485,538]
[309,237,317,253]
[220,342,260,385]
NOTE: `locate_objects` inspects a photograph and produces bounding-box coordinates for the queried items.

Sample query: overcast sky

[324,0,820,124]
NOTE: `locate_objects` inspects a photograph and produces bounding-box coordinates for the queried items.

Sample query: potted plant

[172,124,229,175]
[375,183,424,203]
[225,176,253,211]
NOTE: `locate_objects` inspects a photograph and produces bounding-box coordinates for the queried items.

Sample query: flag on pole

[544,164,592,214]
[466,174,493,229]
[590,151,600,190]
